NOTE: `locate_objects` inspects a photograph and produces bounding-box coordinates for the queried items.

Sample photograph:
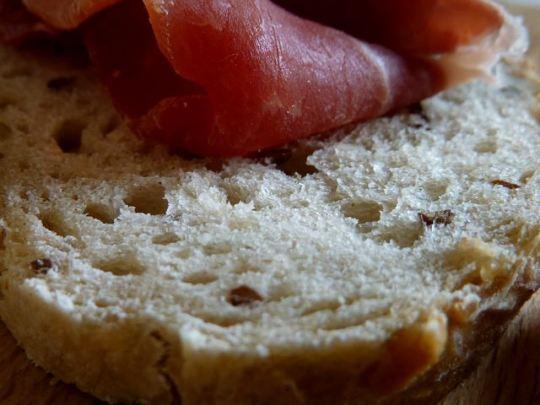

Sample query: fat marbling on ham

[1,0,527,156]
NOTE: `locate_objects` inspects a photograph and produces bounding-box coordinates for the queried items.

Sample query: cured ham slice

[275,0,527,84]
[84,1,202,120]
[124,0,445,156]
[22,0,119,29]
[275,0,506,54]
[5,0,526,156]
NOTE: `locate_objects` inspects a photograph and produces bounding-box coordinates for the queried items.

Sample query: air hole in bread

[405,103,431,129]
[424,180,449,201]
[94,298,111,308]
[223,184,251,206]
[204,242,233,256]
[153,232,181,245]
[224,190,244,206]
[520,170,535,184]
[406,102,429,120]
[84,203,119,224]
[183,272,218,285]
[54,120,85,153]
[342,200,383,224]
[301,300,341,317]
[254,143,319,176]
[233,263,262,274]
[38,211,74,237]
[227,285,263,306]
[276,147,318,177]
[195,315,246,328]
[30,258,54,275]
[94,256,145,276]
[176,249,192,259]
[474,139,498,154]
[124,183,168,215]
[379,223,423,248]
[46,76,76,92]
[0,122,12,140]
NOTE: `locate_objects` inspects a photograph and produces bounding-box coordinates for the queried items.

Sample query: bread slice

[0,41,539,404]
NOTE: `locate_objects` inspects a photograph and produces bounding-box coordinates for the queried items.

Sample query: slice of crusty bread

[0,40,539,404]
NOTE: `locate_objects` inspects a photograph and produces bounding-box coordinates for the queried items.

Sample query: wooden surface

[0,5,539,405]
[0,324,97,405]
[440,290,540,405]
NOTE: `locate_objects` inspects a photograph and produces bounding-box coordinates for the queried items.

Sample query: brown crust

[385,273,540,404]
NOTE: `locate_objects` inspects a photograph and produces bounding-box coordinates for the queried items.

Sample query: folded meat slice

[18,0,526,156]
[276,0,527,84]
[21,0,119,29]
[84,1,202,120]
[276,0,505,54]
[85,0,444,156]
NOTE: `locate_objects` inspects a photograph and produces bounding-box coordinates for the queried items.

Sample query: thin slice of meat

[130,0,445,156]
[0,0,53,44]
[84,1,202,119]
[275,0,526,85]
[275,0,505,55]
[14,0,526,156]
[22,0,119,29]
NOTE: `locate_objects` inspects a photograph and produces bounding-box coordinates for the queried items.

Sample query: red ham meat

[274,0,526,84]
[6,0,526,156]
[275,0,506,55]
[21,0,119,29]
[88,0,445,156]
[84,1,202,120]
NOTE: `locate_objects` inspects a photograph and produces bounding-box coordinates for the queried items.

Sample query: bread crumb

[227,286,263,306]
[419,210,455,227]
[30,258,53,275]
[449,238,509,285]
[491,179,520,189]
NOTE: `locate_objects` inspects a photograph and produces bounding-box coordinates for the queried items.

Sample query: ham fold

[2,0,527,156]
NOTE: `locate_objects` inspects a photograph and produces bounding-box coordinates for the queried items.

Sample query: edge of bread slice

[0,43,539,404]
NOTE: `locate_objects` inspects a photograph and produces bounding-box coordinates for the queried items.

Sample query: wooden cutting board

[0,5,538,405]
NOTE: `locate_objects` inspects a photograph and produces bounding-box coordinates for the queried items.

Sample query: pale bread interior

[0,43,539,403]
